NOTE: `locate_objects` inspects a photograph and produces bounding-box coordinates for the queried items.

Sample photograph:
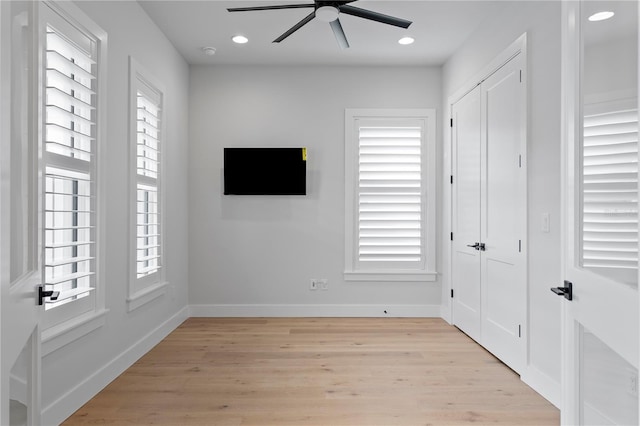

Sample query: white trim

[444,32,528,344]
[520,366,561,409]
[189,304,441,318]
[448,33,528,106]
[41,306,188,426]
[440,304,452,324]
[126,281,168,312]
[560,3,580,424]
[128,56,167,299]
[343,271,437,282]
[344,108,437,279]
[41,309,108,356]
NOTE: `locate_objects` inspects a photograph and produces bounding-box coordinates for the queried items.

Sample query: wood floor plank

[63,318,559,425]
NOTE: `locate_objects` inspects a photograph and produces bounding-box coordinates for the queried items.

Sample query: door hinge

[518,240,522,252]
[519,70,522,83]
[451,289,454,298]
[450,175,453,184]
[450,118,453,128]
[518,324,521,338]
[519,155,522,168]
[450,232,453,241]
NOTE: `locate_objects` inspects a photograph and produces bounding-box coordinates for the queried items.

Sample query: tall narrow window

[344,109,437,281]
[136,92,161,279]
[41,6,104,329]
[129,58,166,307]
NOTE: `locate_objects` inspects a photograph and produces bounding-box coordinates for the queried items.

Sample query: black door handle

[551,280,572,301]
[38,285,60,306]
[466,242,486,251]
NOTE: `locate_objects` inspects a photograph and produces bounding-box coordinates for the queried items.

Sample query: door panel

[452,85,482,342]
[0,2,41,424]
[560,1,639,423]
[581,327,638,425]
[481,53,526,371]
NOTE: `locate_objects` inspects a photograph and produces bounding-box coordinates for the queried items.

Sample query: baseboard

[440,304,452,324]
[520,365,561,408]
[189,304,441,318]
[41,306,189,425]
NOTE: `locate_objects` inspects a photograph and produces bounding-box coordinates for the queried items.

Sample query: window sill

[343,271,438,282]
[127,281,168,312]
[42,308,109,356]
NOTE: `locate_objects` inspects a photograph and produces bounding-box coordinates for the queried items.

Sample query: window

[582,100,638,285]
[41,2,106,331]
[128,58,167,309]
[344,109,437,281]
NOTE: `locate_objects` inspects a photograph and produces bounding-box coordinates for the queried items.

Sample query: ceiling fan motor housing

[316,5,340,22]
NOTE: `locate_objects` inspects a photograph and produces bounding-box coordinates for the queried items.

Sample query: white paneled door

[560,1,639,424]
[480,53,527,372]
[452,85,483,343]
[0,2,42,424]
[451,49,526,373]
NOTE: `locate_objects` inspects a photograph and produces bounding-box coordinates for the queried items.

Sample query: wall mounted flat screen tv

[224,147,307,195]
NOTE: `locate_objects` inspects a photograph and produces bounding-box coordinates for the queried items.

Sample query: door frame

[445,33,528,321]
[445,34,528,359]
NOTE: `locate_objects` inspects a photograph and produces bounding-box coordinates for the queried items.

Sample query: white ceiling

[138,0,510,66]
[583,0,638,46]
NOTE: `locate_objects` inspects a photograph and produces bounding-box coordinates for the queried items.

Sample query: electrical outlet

[318,279,328,291]
[310,279,318,291]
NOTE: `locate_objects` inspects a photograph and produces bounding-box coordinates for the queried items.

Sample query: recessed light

[588,11,614,22]
[398,37,415,45]
[232,35,249,44]
[201,46,216,56]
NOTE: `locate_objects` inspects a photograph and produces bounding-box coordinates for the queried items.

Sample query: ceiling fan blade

[338,5,412,29]
[228,4,314,12]
[330,18,349,49]
[273,11,316,43]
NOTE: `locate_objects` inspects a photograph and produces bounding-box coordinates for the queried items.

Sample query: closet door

[480,53,526,372]
[451,51,526,372]
[451,85,482,342]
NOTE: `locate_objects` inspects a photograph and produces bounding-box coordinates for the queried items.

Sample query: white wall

[189,65,443,316]
[441,1,562,405]
[585,35,638,100]
[42,2,190,424]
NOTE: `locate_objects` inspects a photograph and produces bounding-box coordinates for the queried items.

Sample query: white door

[451,51,526,372]
[560,1,639,424]
[452,85,483,343]
[0,2,42,424]
[480,53,526,372]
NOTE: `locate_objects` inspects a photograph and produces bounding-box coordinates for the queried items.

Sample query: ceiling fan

[227,1,412,49]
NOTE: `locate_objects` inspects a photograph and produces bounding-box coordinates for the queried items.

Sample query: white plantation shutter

[582,107,638,273]
[358,126,423,267]
[135,87,162,280]
[44,24,97,312]
[345,110,435,281]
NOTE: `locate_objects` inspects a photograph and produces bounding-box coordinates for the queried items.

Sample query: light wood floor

[63,318,559,425]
